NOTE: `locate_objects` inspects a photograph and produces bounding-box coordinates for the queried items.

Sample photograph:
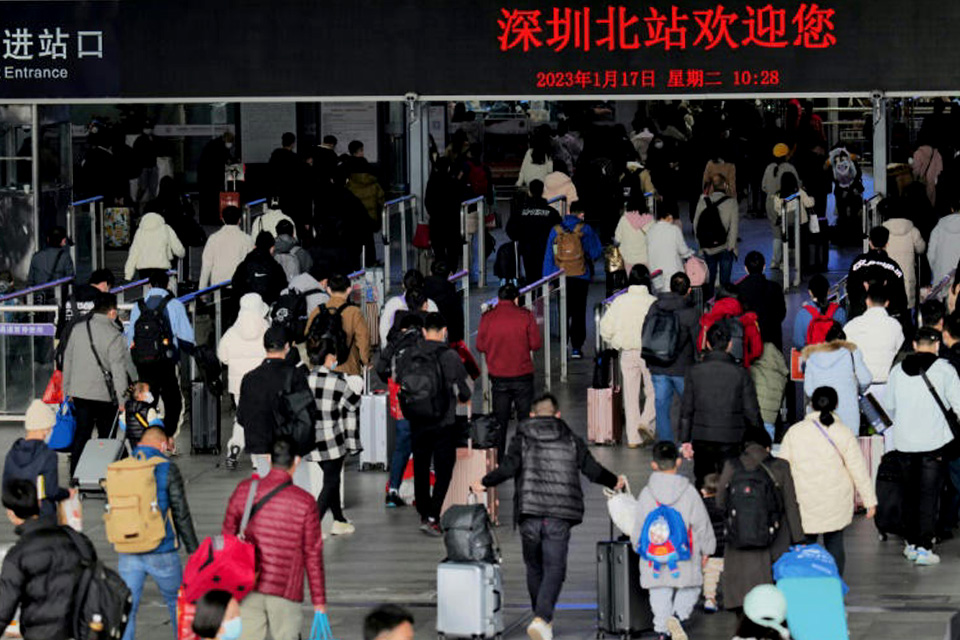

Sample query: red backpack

[804,303,840,345]
[467,162,489,198]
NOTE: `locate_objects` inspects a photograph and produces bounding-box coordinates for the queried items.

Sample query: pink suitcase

[441,445,499,525]
[856,435,883,509]
[588,387,623,445]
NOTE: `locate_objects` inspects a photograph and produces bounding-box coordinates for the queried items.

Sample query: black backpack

[468,414,502,450]
[273,366,318,457]
[724,458,783,550]
[397,345,450,423]
[272,288,323,343]
[440,503,500,563]
[63,527,133,640]
[641,306,681,366]
[719,316,746,363]
[306,301,353,362]
[132,296,174,365]
[493,242,520,284]
[696,195,730,250]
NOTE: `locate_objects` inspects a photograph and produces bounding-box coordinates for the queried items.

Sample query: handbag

[848,351,891,433]
[920,370,960,444]
[42,370,64,405]
[48,398,76,452]
[412,219,430,250]
[308,612,340,640]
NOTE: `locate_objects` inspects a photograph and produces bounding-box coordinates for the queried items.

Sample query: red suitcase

[588,387,623,445]
[441,444,499,525]
[181,535,255,603]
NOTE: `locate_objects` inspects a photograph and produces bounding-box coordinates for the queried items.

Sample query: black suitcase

[191,380,221,454]
[875,450,908,538]
[596,538,653,639]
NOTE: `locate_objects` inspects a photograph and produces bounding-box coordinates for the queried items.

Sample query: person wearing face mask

[193,590,243,640]
[133,119,161,206]
[117,427,199,640]
[61,292,137,474]
[2,400,73,519]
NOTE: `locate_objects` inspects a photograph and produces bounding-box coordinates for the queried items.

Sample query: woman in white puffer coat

[883,215,925,309]
[124,211,185,280]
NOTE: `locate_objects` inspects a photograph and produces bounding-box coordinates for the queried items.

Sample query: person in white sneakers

[885,328,960,565]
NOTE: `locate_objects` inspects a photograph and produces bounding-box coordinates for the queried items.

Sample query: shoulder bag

[920,370,960,452]
[848,350,891,434]
[86,318,118,405]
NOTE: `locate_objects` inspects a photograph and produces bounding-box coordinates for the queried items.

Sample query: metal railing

[449,269,470,345]
[460,196,487,287]
[779,193,802,290]
[0,276,74,306]
[242,198,268,234]
[922,269,957,306]
[861,194,883,252]
[68,195,105,280]
[547,194,568,217]
[594,270,663,352]
[382,195,417,292]
[111,270,179,305]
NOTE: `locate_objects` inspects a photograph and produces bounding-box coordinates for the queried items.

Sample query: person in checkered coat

[306,336,361,536]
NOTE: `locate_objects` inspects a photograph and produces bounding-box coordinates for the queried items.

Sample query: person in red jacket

[221,437,325,640]
[476,283,543,459]
[696,293,762,367]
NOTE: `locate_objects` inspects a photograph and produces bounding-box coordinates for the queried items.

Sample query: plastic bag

[47,399,76,452]
[308,612,339,640]
[58,491,83,532]
[773,543,849,595]
[605,483,638,542]
[42,370,63,404]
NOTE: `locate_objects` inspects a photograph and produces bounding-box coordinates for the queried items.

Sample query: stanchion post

[463,271,471,342]
[781,198,789,292]
[460,203,469,280]
[543,281,551,390]
[214,289,223,345]
[480,353,492,413]
[560,275,567,382]
[478,200,486,287]
[792,198,801,288]
[382,202,391,294]
[401,199,410,275]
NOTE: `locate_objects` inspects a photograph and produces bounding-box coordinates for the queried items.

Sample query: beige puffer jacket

[883,218,925,308]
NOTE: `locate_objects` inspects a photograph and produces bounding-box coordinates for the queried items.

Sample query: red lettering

[792,3,837,48]
[497,9,543,52]
[644,6,689,50]
[686,69,705,88]
[667,69,686,88]
[692,5,740,49]
[741,4,788,48]
[546,7,591,52]
[640,70,656,88]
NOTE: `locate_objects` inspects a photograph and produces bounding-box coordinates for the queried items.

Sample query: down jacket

[779,412,877,534]
[749,343,789,425]
[0,516,93,640]
[801,340,872,435]
[679,350,762,444]
[217,294,269,398]
[599,285,657,352]
[124,212,185,280]
[614,213,654,270]
[696,297,762,368]
[222,469,325,606]
[883,218,925,308]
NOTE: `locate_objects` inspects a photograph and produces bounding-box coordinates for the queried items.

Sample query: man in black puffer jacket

[473,393,624,640]
[0,479,92,640]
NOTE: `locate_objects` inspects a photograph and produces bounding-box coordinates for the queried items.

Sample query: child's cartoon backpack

[638,502,692,579]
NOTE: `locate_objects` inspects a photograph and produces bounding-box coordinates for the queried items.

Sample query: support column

[871,92,888,198]
[407,100,430,205]
[31,104,39,253]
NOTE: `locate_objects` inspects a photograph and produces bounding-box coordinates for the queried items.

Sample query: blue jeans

[704,250,735,299]
[389,419,412,490]
[119,551,182,640]
[764,422,776,443]
[652,375,684,442]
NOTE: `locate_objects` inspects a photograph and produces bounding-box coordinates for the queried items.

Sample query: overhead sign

[0,0,957,100]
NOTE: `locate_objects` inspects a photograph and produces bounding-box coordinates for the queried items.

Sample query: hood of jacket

[521,416,568,443]
[560,214,585,231]
[348,172,379,188]
[705,296,743,321]
[884,217,916,236]
[801,340,856,361]
[7,439,47,469]
[655,291,694,312]
[138,211,166,231]
[646,470,691,506]
[542,171,579,204]
[936,212,960,233]
[274,234,298,254]
[234,308,269,341]
[624,211,654,230]
[901,351,939,376]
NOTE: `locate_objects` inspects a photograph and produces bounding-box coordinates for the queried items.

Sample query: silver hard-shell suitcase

[359,369,389,470]
[72,414,126,495]
[436,561,503,639]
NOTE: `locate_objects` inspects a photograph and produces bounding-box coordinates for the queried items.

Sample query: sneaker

[330,520,356,536]
[225,445,240,471]
[667,616,688,640]
[903,544,918,561]
[419,519,442,537]
[703,598,718,613]
[571,349,583,360]
[526,617,553,640]
[385,491,406,508]
[914,547,941,565]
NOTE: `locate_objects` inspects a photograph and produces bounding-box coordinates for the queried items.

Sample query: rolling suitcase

[441,443,499,525]
[359,369,389,471]
[596,539,652,638]
[875,450,908,539]
[436,561,503,639]
[588,350,623,445]
[191,380,221,454]
[856,435,883,509]
[73,413,125,495]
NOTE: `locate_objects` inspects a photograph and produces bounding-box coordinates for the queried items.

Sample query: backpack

[275,250,301,281]
[63,527,133,640]
[638,503,692,579]
[467,161,489,198]
[719,316,746,363]
[273,367,317,457]
[131,296,175,365]
[103,453,168,554]
[273,288,323,342]
[641,306,681,367]
[724,458,783,550]
[552,223,586,277]
[696,195,730,250]
[306,301,353,362]
[803,302,840,345]
[833,153,857,189]
[440,503,500,563]
[397,345,450,423]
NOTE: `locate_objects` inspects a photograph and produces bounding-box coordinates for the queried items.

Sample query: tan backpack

[103,453,169,553]
[552,223,586,277]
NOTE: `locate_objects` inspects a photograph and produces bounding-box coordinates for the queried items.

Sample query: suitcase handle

[493,588,502,613]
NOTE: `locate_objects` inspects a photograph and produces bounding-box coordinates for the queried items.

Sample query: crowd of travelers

[3,100,960,640]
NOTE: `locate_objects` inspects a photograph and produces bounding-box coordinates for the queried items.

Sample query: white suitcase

[436,562,503,639]
[359,370,389,471]
[73,414,126,495]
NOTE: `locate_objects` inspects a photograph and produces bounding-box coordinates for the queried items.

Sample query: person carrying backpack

[716,427,804,611]
[696,294,763,368]
[109,427,198,640]
[2,400,71,519]
[398,313,471,536]
[791,274,846,349]
[542,201,603,359]
[231,231,289,306]
[305,274,370,376]
[693,175,740,300]
[609,441,714,640]
[273,219,313,281]
[124,271,195,441]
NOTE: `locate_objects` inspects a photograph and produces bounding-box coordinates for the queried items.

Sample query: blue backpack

[638,503,692,579]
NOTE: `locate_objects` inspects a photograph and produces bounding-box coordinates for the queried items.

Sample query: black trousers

[805,530,846,575]
[136,361,181,438]
[520,516,572,623]
[71,397,118,474]
[316,457,345,522]
[491,374,534,461]
[565,277,589,351]
[411,424,458,522]
[693,441,741,489]
[903,450,946,549]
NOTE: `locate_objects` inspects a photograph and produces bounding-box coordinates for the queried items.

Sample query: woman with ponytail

[778,386,877,574]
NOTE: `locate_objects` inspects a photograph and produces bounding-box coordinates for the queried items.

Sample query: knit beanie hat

[25,400,56,432]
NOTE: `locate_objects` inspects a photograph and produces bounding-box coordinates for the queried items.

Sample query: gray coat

[62,314,136,403]
[716,443,804,609]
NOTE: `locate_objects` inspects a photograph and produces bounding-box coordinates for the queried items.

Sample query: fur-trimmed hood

[801,340,856,359]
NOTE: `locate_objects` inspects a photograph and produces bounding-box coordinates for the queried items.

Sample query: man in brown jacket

[306,273,370,375]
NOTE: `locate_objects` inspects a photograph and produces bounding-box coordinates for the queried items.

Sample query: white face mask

[142,392,155,405]
[225,142,234,150]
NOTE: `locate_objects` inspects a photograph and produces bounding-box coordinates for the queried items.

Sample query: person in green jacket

[749,342,789,442]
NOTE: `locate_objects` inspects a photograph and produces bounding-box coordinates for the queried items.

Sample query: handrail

[447,269,470,342]
[382,194,417,290]
[461,195,484,207]
[246,198,267,207]
[110,269,178,295]
[0,276,74,303]
[178,280,231,305]
[385,195,415,207]
[923,269,957,304]
[70,195,103,206]
[599,269,663,306]
[483,269,567,310]
[460,196,487,286]
[547,194,568,217]
[448,269,469,283]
